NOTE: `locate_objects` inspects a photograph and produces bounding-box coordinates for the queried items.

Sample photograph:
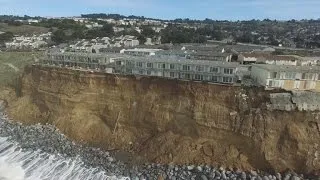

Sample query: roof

[252,64,320,73]
[155,50,189,55]
[117,55,239,68]
[241,53,298,61]
[191,51,232,57]
[47,52,240,68]
[123,48,163,53]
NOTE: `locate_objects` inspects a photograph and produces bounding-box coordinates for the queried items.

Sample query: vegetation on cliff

[0,52,37,99]
[0,52,37,86]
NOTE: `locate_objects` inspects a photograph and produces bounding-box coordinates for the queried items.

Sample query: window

[126,61,134,66]
[272,80,280,87]
[224,68,234,74]
[196,66,204,72]
[271,72,277,78]
[185,74,191,79]
[285,72,296,79]
[170,64,175,69]
[116,61,122,66]
[210,67,219,73]
[223,77,233,83]
[211,76,219,82]
[170,72,175,78]
[147,63,153,68]
[136,62,143,67]
[195,74,204,80]
[158,63,166,69]
[138,70,144,75]
[306,73,313,80]
[147,70,151,75]
[302,73,313,80]
[318,74,320,80]
[182,65,191,71]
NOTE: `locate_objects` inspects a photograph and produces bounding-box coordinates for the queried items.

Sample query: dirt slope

[3,65,320,174]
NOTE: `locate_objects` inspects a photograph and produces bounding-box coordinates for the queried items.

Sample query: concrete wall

[268,91,320,111]
[238,55,257,64]
[268,93,296,111]
[265,60,298,66]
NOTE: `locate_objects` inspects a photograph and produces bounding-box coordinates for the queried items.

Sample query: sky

[0,0,319,20]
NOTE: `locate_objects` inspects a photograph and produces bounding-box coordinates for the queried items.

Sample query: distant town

[1,14,320,94]
[0,14,320,49]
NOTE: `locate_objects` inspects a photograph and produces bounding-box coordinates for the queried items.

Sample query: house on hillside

[113,35,140,47]
[5,32,51,50]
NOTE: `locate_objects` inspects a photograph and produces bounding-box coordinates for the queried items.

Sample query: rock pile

[0,113,316,180]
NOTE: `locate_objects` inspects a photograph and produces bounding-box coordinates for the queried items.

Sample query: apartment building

[251,64,320,92]
[44,52,239,84]
[111,56,239,84]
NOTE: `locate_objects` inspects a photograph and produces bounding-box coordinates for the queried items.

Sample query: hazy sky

[0,0,319,20]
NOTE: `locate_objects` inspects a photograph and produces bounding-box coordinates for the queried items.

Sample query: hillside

[0,23,49,35]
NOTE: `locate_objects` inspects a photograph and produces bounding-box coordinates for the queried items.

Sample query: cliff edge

[3,65,320,174]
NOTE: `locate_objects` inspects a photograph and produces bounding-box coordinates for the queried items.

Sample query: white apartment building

[251,64,320,92]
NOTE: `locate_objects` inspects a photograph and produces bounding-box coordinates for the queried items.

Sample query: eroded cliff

[3,65,320,174]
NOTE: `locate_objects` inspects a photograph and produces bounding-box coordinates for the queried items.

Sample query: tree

[101,24,114,36]
[211,30,223,41]
[85,24,114,39]
[0,32,14,43]
[236,32,253,43]
[121,29,140,37]
[52,30,67,44]
[71,29,85,39]
[138,35,146,44]
[141,26,156,37]
[6,20,22,26]
[161,25,206,44]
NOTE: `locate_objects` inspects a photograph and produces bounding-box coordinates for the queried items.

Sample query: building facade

[111,57,238,84]
[43,52,239,84]
[251,64,320,92]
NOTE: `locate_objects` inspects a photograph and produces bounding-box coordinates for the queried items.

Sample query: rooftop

[241,53,298,61]
[123,48,163,53]
[252,64,320,73]
[191,51,232,57]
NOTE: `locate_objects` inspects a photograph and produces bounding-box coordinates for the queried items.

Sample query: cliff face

[4,66,320,173]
